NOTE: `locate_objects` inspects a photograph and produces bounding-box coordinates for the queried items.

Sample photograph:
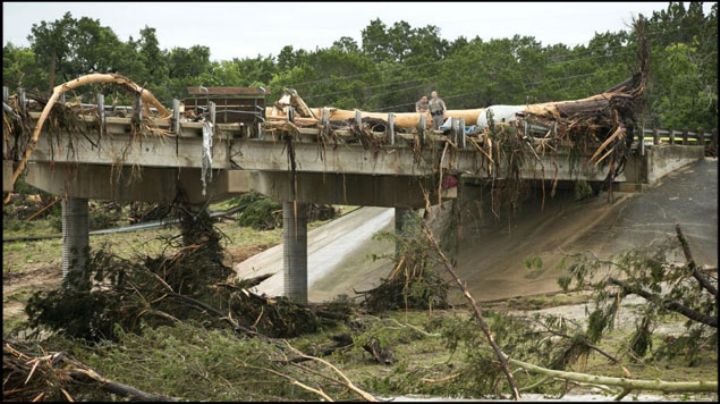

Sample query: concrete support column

[283,201,308,303]
[62,197,89,288]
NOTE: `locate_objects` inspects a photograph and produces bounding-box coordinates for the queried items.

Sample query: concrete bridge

[2,109,709,303]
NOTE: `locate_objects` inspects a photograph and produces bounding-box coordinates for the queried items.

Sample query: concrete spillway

[235,207,395,301]
[236,159,717,304]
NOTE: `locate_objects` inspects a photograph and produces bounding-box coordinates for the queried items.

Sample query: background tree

[3,3,716,129]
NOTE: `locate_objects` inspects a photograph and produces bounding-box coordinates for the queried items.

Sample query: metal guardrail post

[653,127,659,145]
[171,99,180,134]
[321,107,330,138]
[697,128,704,148]
[669,130,676,145]
[96,94,105,137]
[451,117,459,145]
[133,96,143,124]
[682,129,689,145]
[209,101,216,126]
[387,112,395,145]
[287,106,295,123]
[713,129,718,154]
[639,124,644,156]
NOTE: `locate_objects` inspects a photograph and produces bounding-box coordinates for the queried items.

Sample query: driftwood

[420,221,521,400]
[5,73,170,202]
[3,342,180,402]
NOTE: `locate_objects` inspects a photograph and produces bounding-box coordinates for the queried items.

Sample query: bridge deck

[21,111,613,181]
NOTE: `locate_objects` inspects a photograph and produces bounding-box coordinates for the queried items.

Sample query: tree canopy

[3,2,717,129]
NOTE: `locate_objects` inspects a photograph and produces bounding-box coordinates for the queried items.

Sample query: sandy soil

[3,262,62,320]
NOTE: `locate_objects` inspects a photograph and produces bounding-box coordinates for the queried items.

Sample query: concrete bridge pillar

[61,197,90,288]
[283,201,308,303]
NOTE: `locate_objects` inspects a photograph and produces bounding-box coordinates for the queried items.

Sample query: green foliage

[4,3,714,128]
[523,255,543,271]
[363,213,449,313]
[574,180,594,201]
[559,228,718,366]
[232,192,283,230]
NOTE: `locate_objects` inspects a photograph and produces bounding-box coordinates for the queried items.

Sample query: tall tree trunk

[49,54,57,92]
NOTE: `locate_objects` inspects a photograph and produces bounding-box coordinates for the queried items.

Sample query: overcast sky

[3,2,714,61]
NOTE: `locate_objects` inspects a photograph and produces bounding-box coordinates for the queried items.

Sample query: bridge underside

[3,119,706,304]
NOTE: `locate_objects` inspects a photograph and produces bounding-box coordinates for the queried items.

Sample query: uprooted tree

[557,224,718,366]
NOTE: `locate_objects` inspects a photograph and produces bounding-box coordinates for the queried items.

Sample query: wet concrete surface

[237,159,717,303]
[234,206,395,299]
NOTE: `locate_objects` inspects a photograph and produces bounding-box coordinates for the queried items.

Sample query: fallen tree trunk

[262,83,638,130]
[5,73,170,202]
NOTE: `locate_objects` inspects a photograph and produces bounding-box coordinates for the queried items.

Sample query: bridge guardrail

[636,127,717,156]
[4,86,717,157]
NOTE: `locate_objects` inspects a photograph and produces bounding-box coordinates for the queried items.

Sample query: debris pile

[359,214,449,313]
[24,204,351,341]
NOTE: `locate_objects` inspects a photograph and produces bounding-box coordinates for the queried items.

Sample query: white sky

[3,2,715,61]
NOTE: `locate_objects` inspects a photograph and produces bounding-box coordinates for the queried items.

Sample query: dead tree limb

[675,224,718,297]
[420,221,521,400]
[284,341,377,402]
[531,318,620,364]
[5,73,170,201]
[246,364,335,402]
[69,368,180,402]
[508,356,717,393]
[608,277,717,328]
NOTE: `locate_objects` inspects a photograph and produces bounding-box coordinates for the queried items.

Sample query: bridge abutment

[283,201,308,303]
[61,197,90,289]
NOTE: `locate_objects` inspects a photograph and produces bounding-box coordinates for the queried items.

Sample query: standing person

[429,91,447,129]
[415,95,429,113]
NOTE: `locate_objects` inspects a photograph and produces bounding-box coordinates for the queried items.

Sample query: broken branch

[420,221,521,400]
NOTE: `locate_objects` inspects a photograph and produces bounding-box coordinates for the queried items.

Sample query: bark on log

[263,87,631,130]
